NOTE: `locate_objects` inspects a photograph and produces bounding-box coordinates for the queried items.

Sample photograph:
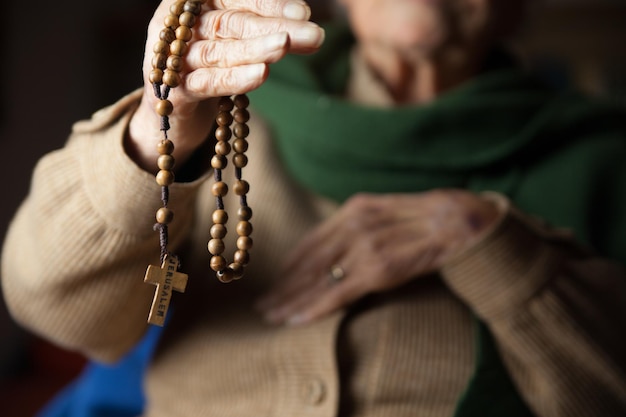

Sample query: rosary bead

[218,96,234,112]
[166,55,184,72]
[153,40,169,55]
[215,126,232,142]
[234,94,250,109]
[237,206,252,220]
[170,39,188,56]
[217,268,234,283]
[176,25,193,42]
[233,108,250,123]
[156,99,174,116]
[156,170,175,186]
[232,138,248,153]
[212,209,228,224]
[211,154,227,170]
[183,0,203,15]
[211,181,228,197]
[233,249,250,265]
[163,70,181,88]
[164,14,180,30]
[237,236,253,250]
[210,255,227,272]
[157,139,174,155]
[229,262,245,280]
[159,27,176,44]
[236,221,253,236]
[233,179,249,196]
[207,238,225,255]
[152,53,167,70]
[156,207,174,224]
[216,111,233,126]
[233,123,249,139]
[157,154,175,170]
[210,224,227,239]
[233,153,248,168]
[169,1,185,16]
[215,140,231,156]
[179,11,196,27]
[149,69,164,84]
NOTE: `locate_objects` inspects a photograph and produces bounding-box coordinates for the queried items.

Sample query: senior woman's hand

[257,190,501,325]
[127,0,325,171]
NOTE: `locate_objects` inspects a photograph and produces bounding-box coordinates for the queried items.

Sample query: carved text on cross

[144,255,188,326]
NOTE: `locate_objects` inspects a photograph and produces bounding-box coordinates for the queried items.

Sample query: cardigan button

[301,377,326,405]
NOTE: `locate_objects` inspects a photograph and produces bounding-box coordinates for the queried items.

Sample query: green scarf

[249,24,626,417]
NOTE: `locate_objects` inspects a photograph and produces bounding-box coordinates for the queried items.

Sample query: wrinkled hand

[256,190,501,325]
[128,0,325,170]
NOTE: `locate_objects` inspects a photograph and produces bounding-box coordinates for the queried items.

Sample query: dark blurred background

[1,0,625,415]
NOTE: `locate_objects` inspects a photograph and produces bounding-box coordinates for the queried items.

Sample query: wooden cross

[144,255,188,326]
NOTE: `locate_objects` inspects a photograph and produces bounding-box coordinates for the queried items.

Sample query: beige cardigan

[3,83,626,416]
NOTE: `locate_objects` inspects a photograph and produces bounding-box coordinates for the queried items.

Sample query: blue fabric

[37,325,163,417]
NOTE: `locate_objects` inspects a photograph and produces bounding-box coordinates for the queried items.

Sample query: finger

[212,0,312,21]
[186,32,289,70]
[197,10,325,53]
[184,63,268,97]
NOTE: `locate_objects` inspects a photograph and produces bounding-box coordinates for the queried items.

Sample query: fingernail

[283,2,311,20]
[286,314,307,326]
[245,63,266,78]
[293,24,325,48]
[263,32,289,50]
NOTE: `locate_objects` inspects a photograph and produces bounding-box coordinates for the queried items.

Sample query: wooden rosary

[144,0,253,326]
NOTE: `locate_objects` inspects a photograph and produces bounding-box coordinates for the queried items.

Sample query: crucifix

[144,255,188,326]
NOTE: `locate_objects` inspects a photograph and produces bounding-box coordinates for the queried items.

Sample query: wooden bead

[233,123,249,139]
[233,180,249,196]
[157,154,175,170]
[163,70,181,88]
[234,94,249,108]
[152,53,167,70]
[153,40,169,54]
[233,108,250,123]
[234,249,249,265]
[236,221,252,236]
[159,28,176,44]
[149,69,163,84]
[229,262,245,280]
[210,255,227,272]
[232,138,248,153]
[164,14,180,30]
[166,55,184,72]
[179,11,196,27]
[237,236,253,250]
[237,206,252,220]
[170,39,187,56]
[156,99,173,116]
[156,207,174,224]
[218,96,234,112]
[215,141,231,156]
[233,153,248,168]
[212,209,228,224]
[156,170,175,186]
[176,25,193,42]
[211,181,228,197]
[183,1,203,15]
[217,268,234,283]
[211,154,227,170]
[207,238,225,255]
[169,1,185,15]
[216,111,233,126]
[157,139,174,155]
[215,126,232,142]
[210,224,227,239]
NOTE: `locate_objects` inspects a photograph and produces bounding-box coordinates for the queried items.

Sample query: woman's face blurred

[340,0,521,57]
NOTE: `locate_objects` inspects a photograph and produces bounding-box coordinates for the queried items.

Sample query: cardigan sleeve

[1,90,207,363]
[441,194,626,417]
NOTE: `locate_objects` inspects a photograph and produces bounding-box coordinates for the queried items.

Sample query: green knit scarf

[248,24,626,417]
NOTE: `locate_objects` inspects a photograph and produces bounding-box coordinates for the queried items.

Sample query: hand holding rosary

[143,0,253,326]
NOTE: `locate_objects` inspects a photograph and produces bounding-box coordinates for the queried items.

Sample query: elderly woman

[3,0,626,416]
